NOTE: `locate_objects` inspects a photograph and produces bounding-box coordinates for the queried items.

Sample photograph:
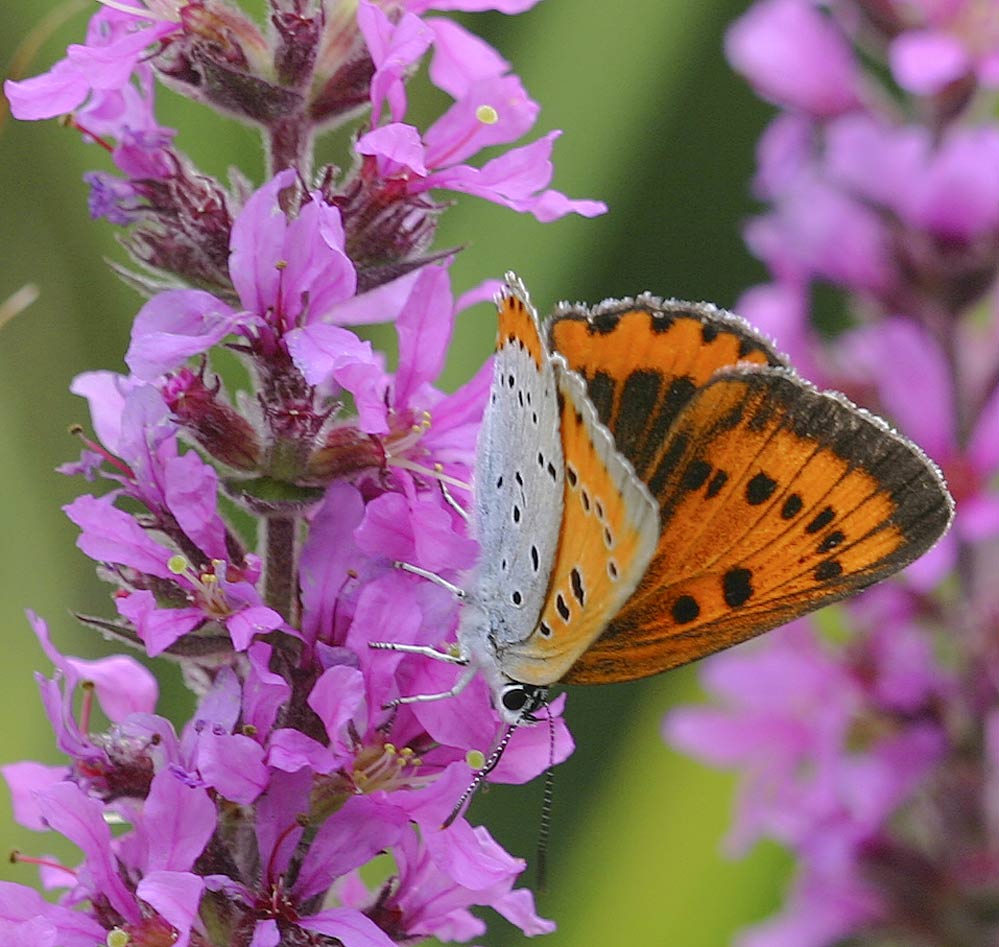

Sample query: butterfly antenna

[536,697,556,892]
[442,719,522,829]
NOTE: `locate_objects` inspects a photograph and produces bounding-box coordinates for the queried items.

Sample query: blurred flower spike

[668,2,999,945]
[1,1,587,942]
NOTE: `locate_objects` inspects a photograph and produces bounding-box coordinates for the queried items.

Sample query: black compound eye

[501,684,529,712]
[499,682,547,719]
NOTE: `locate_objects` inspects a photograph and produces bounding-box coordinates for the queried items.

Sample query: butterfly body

[390,275,954,723]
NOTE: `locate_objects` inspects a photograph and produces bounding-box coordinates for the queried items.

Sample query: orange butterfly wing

[564,368,953,684]
[546,297,785,485]
[496,359,660,686]
[549,305,954,685]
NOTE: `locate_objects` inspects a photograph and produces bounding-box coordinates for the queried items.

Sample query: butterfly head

[457,600,549,724]
[497,680,548,725]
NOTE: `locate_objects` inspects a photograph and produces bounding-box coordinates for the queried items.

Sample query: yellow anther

[476,104,499,125]
[275,259,288,270]
[466,749,486,770]
[107,930,130,947]
[384,743,396,755]
[167,554,189,575]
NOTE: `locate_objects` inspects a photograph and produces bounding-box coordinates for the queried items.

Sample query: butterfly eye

[499,682,547,720]
[500,683,530,712]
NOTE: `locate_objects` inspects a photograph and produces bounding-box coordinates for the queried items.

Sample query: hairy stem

[268,114,314,184]
[264,514,299,625]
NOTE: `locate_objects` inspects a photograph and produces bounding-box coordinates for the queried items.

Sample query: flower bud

[306,425,386,483]
[163,368,262,471]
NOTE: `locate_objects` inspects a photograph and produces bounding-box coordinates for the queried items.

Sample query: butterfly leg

[439,480,470,522]
[394,561,466,598]
[380,663,478,711]
[368,641,469,664]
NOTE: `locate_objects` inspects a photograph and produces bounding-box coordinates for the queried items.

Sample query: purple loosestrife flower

[341,818,557,941]
[4,6,180,123]
[4,2,601,942]
[4,618,215,946]
[60,380,281,655]
[666,1,999,943]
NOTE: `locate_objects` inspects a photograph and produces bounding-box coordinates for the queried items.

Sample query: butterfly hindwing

[547,297,785,485]
[468,278,565,648]
[496,356,660,686]
[562,366,954,684]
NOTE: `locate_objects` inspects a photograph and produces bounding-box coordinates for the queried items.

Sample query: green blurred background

[0,1,793,943]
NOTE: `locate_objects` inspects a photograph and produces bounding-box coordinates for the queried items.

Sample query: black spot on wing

[706,469,728,498]
[805,506,835,534]
[781,493,803,519]
[588,311,620,334]
[818,530,845,553]
[671,595,700,623]
[746,471,777,505]
[814,559,843,581]
[681,459,712,491]
[556,593,570,622]
[722,568,753,607]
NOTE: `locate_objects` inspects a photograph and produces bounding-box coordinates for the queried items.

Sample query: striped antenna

[442,717,524,829]
[536,696,556,892]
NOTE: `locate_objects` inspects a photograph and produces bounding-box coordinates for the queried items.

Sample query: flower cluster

[667,2,999,945]
[2,1,593,943]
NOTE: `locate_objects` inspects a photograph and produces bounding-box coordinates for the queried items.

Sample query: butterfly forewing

[562,366,954,684]
[547,298,785,483]
[466,279,565,647]
[497,357,660,686]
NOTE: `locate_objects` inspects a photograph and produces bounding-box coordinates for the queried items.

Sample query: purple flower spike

[670,2,999,941]
[4,0,615,942]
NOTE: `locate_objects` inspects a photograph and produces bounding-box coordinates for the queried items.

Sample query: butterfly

[377,273,954,724]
